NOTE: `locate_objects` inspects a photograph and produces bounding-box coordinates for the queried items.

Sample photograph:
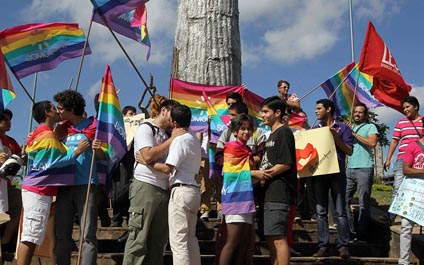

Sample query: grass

[370,183,393,211]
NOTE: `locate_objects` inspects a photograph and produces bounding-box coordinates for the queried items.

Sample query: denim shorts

[21,189,53,245]
[263,202,290,236]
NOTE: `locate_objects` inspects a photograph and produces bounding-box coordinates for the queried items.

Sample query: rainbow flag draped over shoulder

[0,23,91,79]
[23,125,77,186]
[95,65,127,176]
[222,140,255,215]
[0,54,15,113]
[320,62,382,116]
[90,0,149,21]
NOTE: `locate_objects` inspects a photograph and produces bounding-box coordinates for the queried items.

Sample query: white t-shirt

[0,139,8,212]
[166,131,201,187]
[133,121,170,190]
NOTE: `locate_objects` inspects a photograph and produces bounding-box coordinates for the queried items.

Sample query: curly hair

[149,94,167,118]
[53,90,86,116]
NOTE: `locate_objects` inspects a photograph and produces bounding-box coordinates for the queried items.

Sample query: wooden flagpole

[26,73,38,136]
[97,14,158,101]
[74,16,94,92]
[77,152,96,265]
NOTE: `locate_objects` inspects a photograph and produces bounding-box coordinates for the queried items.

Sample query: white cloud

[22,0,177,66]
[373,85,424,124]
[21,0,404,68]
[239,0,400,65]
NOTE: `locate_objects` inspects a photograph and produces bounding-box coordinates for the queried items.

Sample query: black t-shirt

[260,125,297,204]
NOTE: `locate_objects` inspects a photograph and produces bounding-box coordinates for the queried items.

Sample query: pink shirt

[393,117,423,159]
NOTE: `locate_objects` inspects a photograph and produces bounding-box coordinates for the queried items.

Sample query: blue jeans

[389,159,404,221]
[55,185,98,265]
[313,173,350,249]
[346,168,374,237]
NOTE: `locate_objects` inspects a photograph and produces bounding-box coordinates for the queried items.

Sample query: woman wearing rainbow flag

[218,114,266,265]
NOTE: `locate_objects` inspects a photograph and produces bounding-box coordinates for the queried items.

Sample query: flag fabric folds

[0,23,91,79]
[221,140,255,215]
[23,125,77,186]
[0,54,15,113]
[320,62,382,116]
[95,65,127,176]
[90,0,149,21]
[169,77,267,143]
[132,4,151,60]
[93,10,142,43]
[358,21,411,113]
[92,1,151,60]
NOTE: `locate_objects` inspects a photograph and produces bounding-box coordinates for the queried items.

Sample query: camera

[0,154,24,182]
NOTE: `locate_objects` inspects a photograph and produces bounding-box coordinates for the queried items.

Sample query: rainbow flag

[93,9,142,43]
[170,77,268,143]
[95,65,127,176]
[91,0,149,21]
[320,62,382,116]
[23,125,77,186]
[0,23,91,79]
[0,54,15,113]
[132,4,151,60]
[222,140,255,215]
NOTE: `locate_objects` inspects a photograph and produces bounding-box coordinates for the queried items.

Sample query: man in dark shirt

[259,96,297,265]
[313,99,353,259]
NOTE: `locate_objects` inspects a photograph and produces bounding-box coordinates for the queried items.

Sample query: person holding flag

[53,90,106,265]
[17,100,90,265]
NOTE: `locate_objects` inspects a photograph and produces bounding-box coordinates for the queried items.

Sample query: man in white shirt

[139,105,202,265]
[123,99,183,265]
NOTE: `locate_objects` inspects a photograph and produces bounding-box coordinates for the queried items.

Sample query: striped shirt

[393,117,423,159]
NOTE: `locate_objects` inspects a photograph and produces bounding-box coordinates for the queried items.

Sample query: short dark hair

[230,114,253,133]
[122,106,137,115]
[316,99,335,116]
[53,90,86,116]
[353,102,368,114]
[32,101,52,124]
[228,101,248,115]
[403,96,420,111]
[160,99,180,112]
[226,92,243,104]
[94,93,100,114]
[171,105,191,128]
[261,96,286,118]
[0,109,12,121]
[277,80,290,88]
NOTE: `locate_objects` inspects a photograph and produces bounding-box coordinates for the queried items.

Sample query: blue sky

[1,0,423,170]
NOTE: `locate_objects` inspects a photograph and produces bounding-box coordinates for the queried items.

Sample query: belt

[170,183,199,189]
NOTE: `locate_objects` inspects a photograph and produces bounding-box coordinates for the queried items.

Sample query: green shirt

[347,123,379,168]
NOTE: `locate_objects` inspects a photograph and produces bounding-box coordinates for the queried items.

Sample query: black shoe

[313,248,328,257]
[339,247,350,259]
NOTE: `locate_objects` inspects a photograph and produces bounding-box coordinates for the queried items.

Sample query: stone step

[22,254,414,265]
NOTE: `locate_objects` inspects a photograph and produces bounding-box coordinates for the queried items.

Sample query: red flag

[358,22,411,113]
